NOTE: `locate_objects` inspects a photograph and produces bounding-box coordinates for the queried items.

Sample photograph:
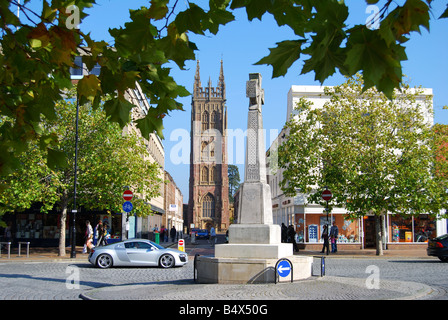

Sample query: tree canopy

[0,88,162,254]
[1,0,447,176]
[278,75,448,254]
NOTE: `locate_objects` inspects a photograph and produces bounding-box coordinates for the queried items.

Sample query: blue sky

[24,1,448,202]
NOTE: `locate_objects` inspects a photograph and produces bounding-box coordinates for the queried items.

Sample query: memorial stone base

[195,253,313,284]
[195,225,313,284]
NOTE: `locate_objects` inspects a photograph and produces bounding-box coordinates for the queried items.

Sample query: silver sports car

[88,239,188,269]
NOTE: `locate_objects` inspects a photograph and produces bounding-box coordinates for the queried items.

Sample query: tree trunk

[58,196,69,257]
[375,215,384,256]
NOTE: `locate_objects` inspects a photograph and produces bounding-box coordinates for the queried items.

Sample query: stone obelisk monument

[195,73,312,284]
[218,73,291,257]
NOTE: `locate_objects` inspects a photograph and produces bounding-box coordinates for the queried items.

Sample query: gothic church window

[201,166,209,183]
[202,193,215,218]
[202,111,209,131]
[210,111,218,129]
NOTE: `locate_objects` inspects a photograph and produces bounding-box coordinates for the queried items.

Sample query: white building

[267,85,447,251]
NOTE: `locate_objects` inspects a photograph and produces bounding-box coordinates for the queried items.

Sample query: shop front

[275,200,446,251]
[295,210,362,250]
[1,209,123,248]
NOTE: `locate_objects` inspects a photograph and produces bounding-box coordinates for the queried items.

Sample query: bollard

[193,254,200,283]
[320,256,326,277]
[313,256,326,277]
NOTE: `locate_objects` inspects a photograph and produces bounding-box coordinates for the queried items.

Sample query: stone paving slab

[79,276,439,301]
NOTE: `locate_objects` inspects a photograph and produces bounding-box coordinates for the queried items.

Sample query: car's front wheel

[159,254,175,268]
[96,253,113,269]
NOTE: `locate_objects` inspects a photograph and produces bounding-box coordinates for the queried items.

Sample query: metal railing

[0,242,11,259]
[18,242,30,258]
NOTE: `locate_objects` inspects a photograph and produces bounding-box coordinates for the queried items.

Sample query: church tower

[188,60,229,232]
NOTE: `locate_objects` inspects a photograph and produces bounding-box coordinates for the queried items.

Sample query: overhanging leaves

[255,40,305,78]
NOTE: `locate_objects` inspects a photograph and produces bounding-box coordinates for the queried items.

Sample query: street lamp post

[70,95,80,259]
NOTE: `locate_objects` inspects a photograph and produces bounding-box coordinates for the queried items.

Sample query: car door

[124,241,159,266]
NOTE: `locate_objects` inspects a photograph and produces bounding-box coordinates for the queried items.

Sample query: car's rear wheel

[96,253,113,269]
[159,254,175,268]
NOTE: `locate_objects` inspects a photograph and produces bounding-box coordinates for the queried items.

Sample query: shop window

[413,215,436,242]
[389,214,436,243]
[303,214,359,243]
[390,215,413,242]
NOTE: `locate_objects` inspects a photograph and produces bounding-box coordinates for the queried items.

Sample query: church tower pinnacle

[188,60,229,232]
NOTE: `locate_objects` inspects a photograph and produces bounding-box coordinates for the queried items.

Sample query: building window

[201,141,208,159]
[210,111,218,129]
[90,63,101,76]
[202,193,215,218]
[201,166,209,183]
[202,111,209,131]
[210,166,216,184]
[70,56,83,76]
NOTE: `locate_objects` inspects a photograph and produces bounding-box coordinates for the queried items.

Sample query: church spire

[194,60,201,97]
[218,59,225,98]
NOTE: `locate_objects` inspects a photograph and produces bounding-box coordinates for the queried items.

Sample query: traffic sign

[322,189,332,201]
[123,201,133,212]
[277,260,292,277]
[123,190,133,201]
[178,239,185,252]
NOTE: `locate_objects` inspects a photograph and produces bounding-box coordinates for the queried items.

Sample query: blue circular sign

[277,260,291,277]
[123,201,133,212]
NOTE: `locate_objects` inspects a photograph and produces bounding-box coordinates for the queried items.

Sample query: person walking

[170,226,177,243]
[97,221,107,246]
[330,221,339,253]
[281,223,287,243]
[94,220,102,246]
[83,220,94,254]
[209,226,216,247]
[287,225,299,252]
[320,224,329,255]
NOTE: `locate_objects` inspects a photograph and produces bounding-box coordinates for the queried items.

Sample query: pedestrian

[287,225,299,252]
[281,223,287,243]
[170,226,177,242]
[160,226,165,242]
[330,221,339,253]
[83,220,94,254]
[102,222,109,246]
[209,226,216,247]
[320,224,329,255]
[94,220,102,246]
[97,221,107,246]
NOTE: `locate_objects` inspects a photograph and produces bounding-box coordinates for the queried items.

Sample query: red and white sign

[322,189,332,201]
[123,190,133,201]
[178,239,185,252]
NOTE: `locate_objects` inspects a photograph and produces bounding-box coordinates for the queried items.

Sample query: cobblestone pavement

[0,250,447,301]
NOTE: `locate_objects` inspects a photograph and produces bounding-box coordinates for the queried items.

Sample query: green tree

[1,0,446,176]
[0,89,162,256]
[433,123,448,180]
[278,75,448,255]
[228,164,240,202]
